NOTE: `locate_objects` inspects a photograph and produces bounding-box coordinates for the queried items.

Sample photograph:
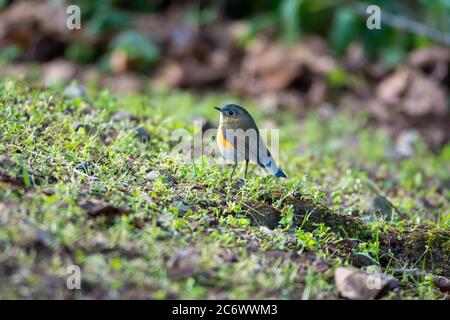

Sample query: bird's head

[214,104,253,126]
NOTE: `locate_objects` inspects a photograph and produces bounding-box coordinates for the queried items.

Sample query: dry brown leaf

[254,44,303,90]
[110,50,129,74]
[376,67,410,105]
[0,1,68,40]
[402,71,448,116]
[408,47,450,68]
[152,62,184,89]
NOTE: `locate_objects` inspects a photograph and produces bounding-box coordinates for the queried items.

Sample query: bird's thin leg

[229,137,238,182]
[244,159,249,180]
[229,163,237,182]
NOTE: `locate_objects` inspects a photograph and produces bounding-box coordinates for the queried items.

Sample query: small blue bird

[215,104,287,180]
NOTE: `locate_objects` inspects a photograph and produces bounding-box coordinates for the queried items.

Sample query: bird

[215,104,287,180]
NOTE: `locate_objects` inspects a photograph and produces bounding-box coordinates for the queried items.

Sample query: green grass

[0,79,449,299]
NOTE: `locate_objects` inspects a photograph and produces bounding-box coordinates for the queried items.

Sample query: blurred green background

[1,0,449,68]
[0,0,449,147]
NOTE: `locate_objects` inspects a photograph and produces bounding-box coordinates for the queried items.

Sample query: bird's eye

[228,111,234,116]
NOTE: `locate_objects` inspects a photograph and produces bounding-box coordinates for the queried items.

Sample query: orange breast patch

[217,127,234,149]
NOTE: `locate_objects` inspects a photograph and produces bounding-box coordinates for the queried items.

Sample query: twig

[353,3,450,47]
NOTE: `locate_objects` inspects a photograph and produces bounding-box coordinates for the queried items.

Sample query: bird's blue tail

[275,168,287,178]
[262,159,287,178]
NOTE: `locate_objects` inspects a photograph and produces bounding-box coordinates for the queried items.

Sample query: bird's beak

[214,107,222,113]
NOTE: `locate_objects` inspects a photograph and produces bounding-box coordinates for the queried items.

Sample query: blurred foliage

[249,0,450,65]
[65,43,97,63]
[107,31,160,69]
[68,0,448,67]
[0,44,22,62]
[1,0,448,69]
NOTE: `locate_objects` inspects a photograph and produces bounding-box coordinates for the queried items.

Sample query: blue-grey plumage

[215,104,287,179]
